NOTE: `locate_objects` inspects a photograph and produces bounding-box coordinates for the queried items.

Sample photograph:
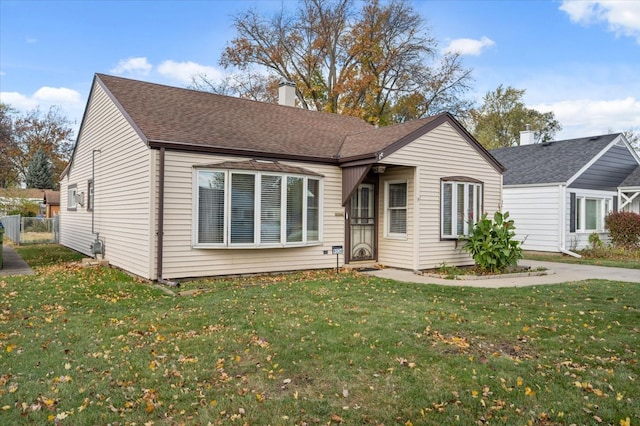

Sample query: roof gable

[65,74,503,177]
[490,134,623,186]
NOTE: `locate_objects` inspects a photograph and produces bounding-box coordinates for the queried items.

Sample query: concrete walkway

[364,260,640,288]
[0,245,35,276]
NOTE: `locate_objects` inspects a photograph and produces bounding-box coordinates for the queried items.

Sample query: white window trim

[441,180,483,239]
[193,168,323,248]
[67,185,77,210]
[575,195,612,233]
[384,180,407,239]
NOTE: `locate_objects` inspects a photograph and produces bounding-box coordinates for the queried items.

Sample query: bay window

[441,178,483,238]
[195,168,321,247]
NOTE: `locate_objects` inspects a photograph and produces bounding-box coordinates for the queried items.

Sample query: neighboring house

[619,165,640,213]
[0,188,45,216]
[60,74,504,281]
[490,130,640,253]
[43,190,60,218]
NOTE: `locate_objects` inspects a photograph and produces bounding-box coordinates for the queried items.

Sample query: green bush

[460,211,523,273]
[605,211,640,248]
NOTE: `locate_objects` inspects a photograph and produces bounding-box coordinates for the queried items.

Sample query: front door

[350,183,375,261]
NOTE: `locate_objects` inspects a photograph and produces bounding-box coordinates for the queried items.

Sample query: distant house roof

[621,165,640,187]
[43,190,60,205]
[90,74,503,172]
[0,188,45,200]
[490,134,620,186]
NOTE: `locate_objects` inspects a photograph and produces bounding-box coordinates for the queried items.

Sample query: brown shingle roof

[97,74,373,161]
[339,115,441,159]
[92,74,502,174]
[195,160,323,177]
[44,190,60,205]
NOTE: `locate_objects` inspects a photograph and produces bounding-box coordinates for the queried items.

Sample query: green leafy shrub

[460,211,523,273]
[588,232,603,249]
[605,211,640,248]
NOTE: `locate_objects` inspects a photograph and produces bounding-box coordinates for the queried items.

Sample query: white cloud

[156,60,224,84]
[110,57,153,76]
[532,97,640,139]
[1,87,81,111]
[26,37,37,44]
[443,36,495,56]
[560,1,640,43]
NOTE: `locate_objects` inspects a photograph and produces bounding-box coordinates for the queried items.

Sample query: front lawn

[1,246,638,425]
[524,247,640,269]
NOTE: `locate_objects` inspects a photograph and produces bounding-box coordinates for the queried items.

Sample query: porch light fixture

[372,164,386,174]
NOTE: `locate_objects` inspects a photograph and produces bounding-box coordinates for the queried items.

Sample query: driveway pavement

[364,260,640,287]
[0,245,35,276]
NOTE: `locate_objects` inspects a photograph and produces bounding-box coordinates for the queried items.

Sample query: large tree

[25,147,54,189]
[470,85,562,149]
[207,0,472,125]
[0,103,19,187]
[5,105,74,189]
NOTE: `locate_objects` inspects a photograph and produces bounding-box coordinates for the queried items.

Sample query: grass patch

[525,247,640,269]
[14,244,85,268]
[0,246,638,425]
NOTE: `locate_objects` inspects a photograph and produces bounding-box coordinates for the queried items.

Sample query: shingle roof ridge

[96,73,370,127]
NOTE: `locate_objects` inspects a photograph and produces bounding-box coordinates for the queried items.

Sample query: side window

[67,184,77,210]
[87,179,94,211]
[386,181,407,237]
[441,179,483,239]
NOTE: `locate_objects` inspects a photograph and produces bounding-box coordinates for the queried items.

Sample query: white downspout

[558,184,581,258]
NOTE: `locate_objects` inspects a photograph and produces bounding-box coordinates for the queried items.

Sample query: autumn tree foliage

[1,105,74,189]
[469,85,562,149]
[206,0,473,125]
[0,104,19,187]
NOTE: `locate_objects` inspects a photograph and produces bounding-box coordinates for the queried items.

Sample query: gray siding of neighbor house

[569,144,638,191]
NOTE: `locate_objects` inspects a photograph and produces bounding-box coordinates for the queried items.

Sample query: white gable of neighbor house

[59,81,155,279]
[379,121,503,270]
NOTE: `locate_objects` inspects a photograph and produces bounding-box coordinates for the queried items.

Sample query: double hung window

[574,196,611,232]
[385,181,407,237]
[67,185,77,210]
[441,179,483,238]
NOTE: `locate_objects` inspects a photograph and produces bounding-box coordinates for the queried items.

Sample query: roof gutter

[147,139,339,165]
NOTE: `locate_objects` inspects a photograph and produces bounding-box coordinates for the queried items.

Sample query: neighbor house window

[441,179,483,238]
[385,181,407,237]
[67,184,77,210]
[195,169,322,247]
[575,196,611,232]
[87,179,94,211]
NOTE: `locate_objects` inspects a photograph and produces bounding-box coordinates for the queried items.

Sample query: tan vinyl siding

[160,151,345,279]
[60,82,153,278]
[377,167,414,269]
[381,122,502,270]
[502,185,561,252]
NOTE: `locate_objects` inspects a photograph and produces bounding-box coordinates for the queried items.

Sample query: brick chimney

[519,124,535,145]
[278,81,296,107]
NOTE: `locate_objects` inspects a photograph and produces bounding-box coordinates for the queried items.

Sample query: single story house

[60,74,504,281]
[490,130,640,253]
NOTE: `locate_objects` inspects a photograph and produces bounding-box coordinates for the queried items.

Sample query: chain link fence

[0,215,59,244]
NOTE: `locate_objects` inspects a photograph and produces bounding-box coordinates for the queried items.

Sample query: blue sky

[1,0,639,140]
